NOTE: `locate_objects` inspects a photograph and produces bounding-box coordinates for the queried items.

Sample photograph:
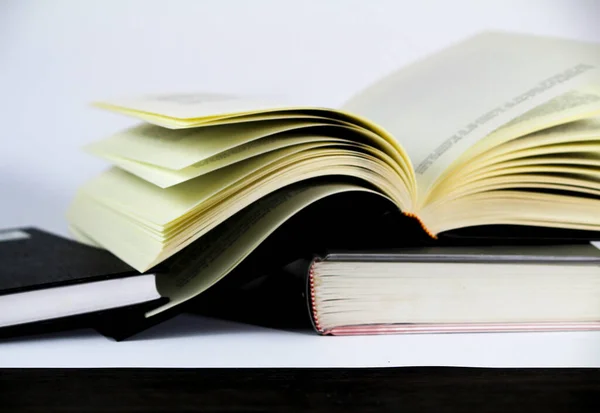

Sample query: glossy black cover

[0,227,168,340]
[0,227,141,295]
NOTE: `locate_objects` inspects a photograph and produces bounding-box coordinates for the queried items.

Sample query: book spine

[403,212,437,239]
[306,256,327,335]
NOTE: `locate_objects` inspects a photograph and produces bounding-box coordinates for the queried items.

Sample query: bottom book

[305,245,600,335]
[0,227,170,340]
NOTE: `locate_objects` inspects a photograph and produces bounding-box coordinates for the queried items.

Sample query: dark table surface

[2,367,600,412]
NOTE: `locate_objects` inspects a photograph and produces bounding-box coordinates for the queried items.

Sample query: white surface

[2,314,600,368]
[1,0,600,367]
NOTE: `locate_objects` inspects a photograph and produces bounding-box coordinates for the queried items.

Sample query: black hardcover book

[0,227,165,337]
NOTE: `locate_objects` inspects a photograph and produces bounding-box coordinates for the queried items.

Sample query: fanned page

[343,31,600,195]
[69,104,411,271]
[69,31,600,314]
[343,32,600,235]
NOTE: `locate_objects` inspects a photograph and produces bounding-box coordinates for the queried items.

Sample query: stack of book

[3,31,600,339]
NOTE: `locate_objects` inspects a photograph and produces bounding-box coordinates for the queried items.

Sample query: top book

[68,31,600,318]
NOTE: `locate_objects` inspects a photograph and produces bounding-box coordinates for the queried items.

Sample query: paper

[69,150,402,271]
[343,32,600,196]
[95,136,350,188]
[93,97,416,194]
[86,119,339,170]
[421,190,600,235]
[95,93,307,124]
[448,117,600,177]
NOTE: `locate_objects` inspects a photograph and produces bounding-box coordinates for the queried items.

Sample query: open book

[68,31,600,318]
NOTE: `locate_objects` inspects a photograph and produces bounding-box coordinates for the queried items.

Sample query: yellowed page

[445,169,600,201]
[68,225,102,248]
[342,31,600,197]
[477,86,600,147]
[95,94,340,130]
[93,98,417,199]
[455,145,600,188]
[422,87,600,202]
[451,117,600,176]
[69,151,403,271]
[424,117,600,203]
[78,145,325,226]
[83,146,402,229]
[420,191,600,235]
[102,109,335,129]
[68,184,171,269]
[98,137,349,188]
[85,119,342,170]
[146,182,385,316]
[95,93,307,123]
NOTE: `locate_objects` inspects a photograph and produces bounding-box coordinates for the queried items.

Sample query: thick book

[66,31,600,326]
[307,244,600,335]
[0,227,161,332]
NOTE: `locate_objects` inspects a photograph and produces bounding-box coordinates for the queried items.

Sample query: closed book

[0,227,163,335]
[307,244,600,335]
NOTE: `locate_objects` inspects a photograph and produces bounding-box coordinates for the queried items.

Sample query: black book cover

[0,227,142,294]
[0,227,171,340]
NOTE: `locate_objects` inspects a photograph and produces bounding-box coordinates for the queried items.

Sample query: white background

[2,0,600,237]
[2,0,600,367]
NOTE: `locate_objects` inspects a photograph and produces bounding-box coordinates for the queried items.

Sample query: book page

[422,90,600,205]
[420,117,600,218]
[85,119,337,170]
[441,117,600,183]
[342,32,600,195]
[146,182,384,316]
[421,190,600,236]
[69,146,405,271]
[78,145,326,226]
[97,136,349,188]
[94,93,309,126]
[95,94,338,129]
[93,94,417,201]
